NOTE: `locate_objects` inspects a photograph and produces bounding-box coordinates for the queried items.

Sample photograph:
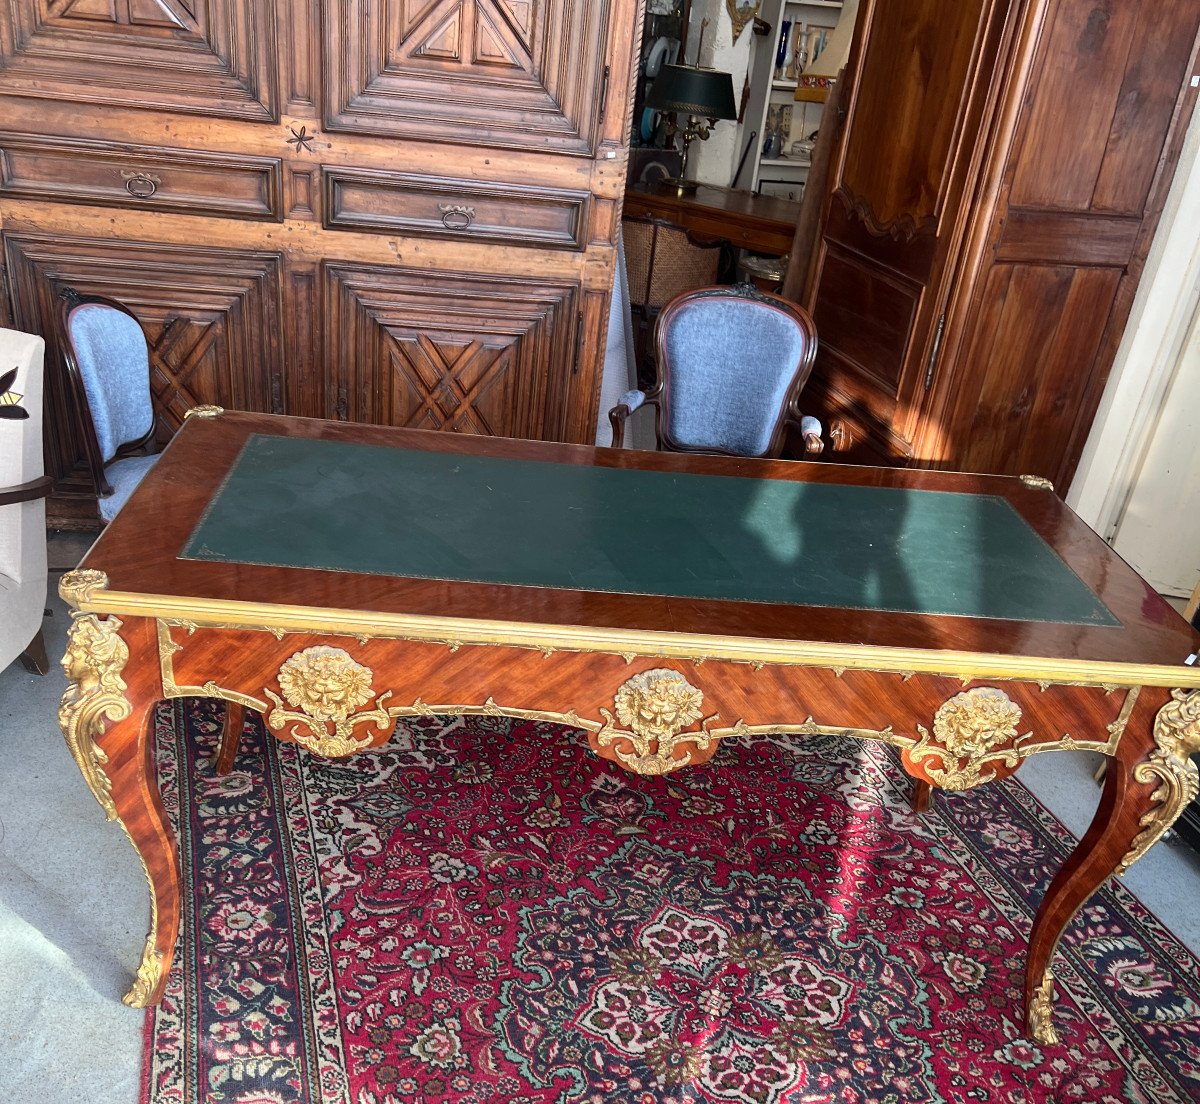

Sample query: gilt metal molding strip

[62,584,1200,690]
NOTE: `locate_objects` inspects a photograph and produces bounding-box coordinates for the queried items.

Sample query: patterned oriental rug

[142,699,1200,1104]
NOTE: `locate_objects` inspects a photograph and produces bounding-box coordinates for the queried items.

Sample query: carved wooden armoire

[0,1,641,525]
[799,0,1200,488]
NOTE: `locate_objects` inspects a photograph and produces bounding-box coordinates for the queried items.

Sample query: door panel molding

[324,0,608,154]
[324,261,578,440]
[0,0,279,120]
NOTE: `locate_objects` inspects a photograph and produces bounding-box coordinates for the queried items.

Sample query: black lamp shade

[645,65,738,120]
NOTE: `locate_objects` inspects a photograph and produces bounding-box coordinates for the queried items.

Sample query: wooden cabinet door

[324,0,612,154]
[927,0,1200,486]
[803,0,1016,462]
[0,0,637,524]
[325,261,580,439]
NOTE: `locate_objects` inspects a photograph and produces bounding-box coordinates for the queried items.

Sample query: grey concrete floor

[2,570,1199,1104]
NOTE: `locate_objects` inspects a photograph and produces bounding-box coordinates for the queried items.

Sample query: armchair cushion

[98,453,159,523]
[614,389,648,415]
[662,295,810,457]
[67,302,154,462]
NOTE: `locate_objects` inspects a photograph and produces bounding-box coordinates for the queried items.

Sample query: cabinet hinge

[924,313,946,391]
[599,66,611,122]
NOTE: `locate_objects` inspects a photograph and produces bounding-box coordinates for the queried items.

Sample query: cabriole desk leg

[1025,687,1200,1044]
[58,603,179,1007]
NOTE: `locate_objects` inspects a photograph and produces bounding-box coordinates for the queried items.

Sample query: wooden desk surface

[77,410,1199,686]
[623,182,801,256]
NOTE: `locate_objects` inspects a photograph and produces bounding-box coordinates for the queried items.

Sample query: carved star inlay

[287,126,316,153]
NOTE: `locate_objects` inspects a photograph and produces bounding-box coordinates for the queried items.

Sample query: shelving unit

[735,0,841,201]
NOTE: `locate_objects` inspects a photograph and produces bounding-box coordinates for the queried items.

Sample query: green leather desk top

[181,434,1117,625]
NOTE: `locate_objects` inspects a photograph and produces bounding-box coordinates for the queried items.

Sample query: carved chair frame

[610,284,819,459]
[56,286,160,500]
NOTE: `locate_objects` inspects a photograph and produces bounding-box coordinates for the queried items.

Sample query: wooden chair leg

[18,625,50,675]
[911,779,933,813]
[213,702,245,775]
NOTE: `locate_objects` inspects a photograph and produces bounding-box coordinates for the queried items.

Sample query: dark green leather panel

[182,434,1117,625]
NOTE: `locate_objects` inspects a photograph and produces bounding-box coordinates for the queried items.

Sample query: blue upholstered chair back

[657,289,815,457]
[66,302,154,462]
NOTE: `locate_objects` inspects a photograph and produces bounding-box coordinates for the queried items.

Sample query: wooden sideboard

[0,1,642,527]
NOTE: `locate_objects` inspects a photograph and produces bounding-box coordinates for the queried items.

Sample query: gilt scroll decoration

[58,608,131,820]
[1117,689,1200,875]
[597,668,714,775]
[906,687,1027,791]
[1028,970,1059,1046]
[263,646,397,757]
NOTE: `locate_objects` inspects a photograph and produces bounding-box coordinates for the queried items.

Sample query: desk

[623,182,800,255]
[58,407,1200,1047]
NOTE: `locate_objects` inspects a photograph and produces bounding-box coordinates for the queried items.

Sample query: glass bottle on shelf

[787,24,807,81]
[774,21,792,78]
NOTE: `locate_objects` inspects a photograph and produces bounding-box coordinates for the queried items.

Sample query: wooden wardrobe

[797,0,1200,489]
[0,1,641,526]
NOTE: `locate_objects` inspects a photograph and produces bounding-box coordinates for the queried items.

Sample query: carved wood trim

[832,184,931,244]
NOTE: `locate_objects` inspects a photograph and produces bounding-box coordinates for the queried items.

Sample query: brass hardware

[61,581,1200,690]
[439,204,475,230]
[923,312,946,390]
[909,687,1026,791]
[1028,970,1059,1045]
[58,610,130,819]
[264,646,395,757]
[598,668,710,775]
[828,420,853,452]
[1020,474,1055,492]
[1117,689,1200,874]
[184,405,225,419]
[121,171,160,199]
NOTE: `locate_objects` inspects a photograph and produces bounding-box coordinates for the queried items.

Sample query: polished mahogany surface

[81,411,1199,669]
[623,182,801,256]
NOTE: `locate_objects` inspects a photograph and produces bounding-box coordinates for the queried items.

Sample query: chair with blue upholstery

[608,284,824,457]
[57,287,160,524]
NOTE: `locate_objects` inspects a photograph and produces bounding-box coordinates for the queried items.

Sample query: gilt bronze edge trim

[157,619,269,712]
[59,581,1200,691]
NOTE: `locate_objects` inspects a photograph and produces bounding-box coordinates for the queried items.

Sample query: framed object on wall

[728,0,763,40]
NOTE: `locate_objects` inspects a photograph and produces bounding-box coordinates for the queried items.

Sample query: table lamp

[795,0,858,102]
[645,63,738,193]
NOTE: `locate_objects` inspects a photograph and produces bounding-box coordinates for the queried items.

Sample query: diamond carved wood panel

[325,262,577,440]
[0,0,277,119]
[4,231,284,481]
[324,0,608,153]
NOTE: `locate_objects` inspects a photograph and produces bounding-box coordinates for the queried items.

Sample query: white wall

[686,0,755,187]
[1106,306,1200,595]
[1067,96,1200,597]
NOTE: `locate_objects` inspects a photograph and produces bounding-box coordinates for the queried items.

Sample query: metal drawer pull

[121,171,161,199]
[439,203,475,230]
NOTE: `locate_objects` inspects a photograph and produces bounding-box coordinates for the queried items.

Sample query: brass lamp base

[655,176,701,196]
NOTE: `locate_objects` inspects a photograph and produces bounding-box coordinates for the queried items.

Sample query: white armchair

[0,328,51,673]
